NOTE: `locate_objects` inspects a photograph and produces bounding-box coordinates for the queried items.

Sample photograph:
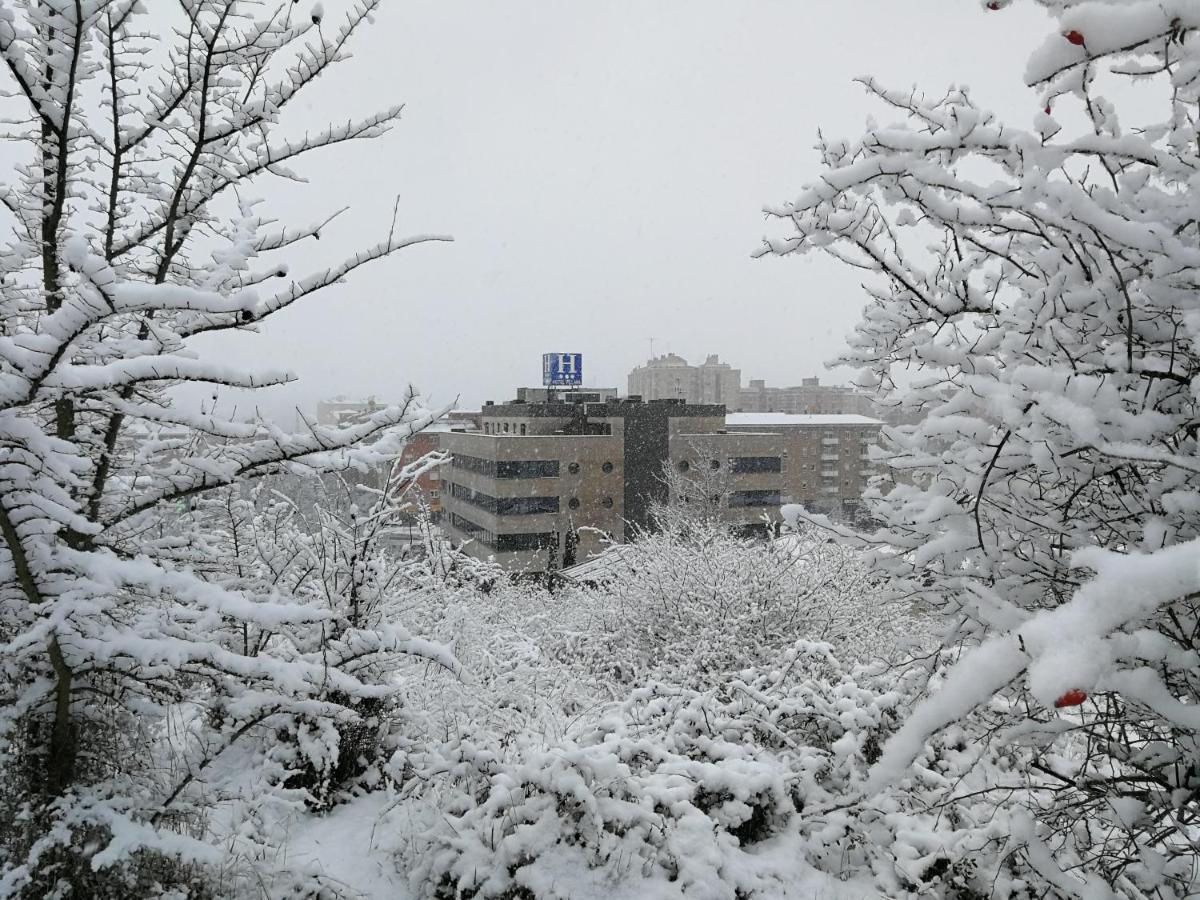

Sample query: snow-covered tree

[0,1,452,894]
[182,451,448,816]
[760,0,1200,891]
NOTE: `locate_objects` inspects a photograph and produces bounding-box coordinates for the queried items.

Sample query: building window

[601,461,614,473]
[710,459,721,471]
[568,497,580,510]
[450,483,558,515]
[498,459,559,478]
[520,423,527,435]
[503,422,510,433]
[452,455,558,479]
[729,456,782,474]
[448,513,496,547]
[500,496,560,515]
[495,532,557,552]
[601,497,613,508]
[677,459,690,472]
[728,489,782,508]
[568,462,580,475]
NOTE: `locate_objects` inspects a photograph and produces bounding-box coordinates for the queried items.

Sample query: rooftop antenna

[648,337,655,359]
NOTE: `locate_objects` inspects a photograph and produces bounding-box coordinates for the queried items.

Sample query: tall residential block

[627,354,741,407]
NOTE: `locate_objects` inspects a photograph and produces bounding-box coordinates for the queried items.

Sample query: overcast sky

[200,0,1051,419]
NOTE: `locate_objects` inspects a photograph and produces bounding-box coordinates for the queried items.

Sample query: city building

[440,393,789,573]
[444,409,482,432]
[626,356,884,418]
[393,428,445,520]
[315,396,386,427]
[736,376,877,417]
[627,354,741,407]
[724,412,883,518]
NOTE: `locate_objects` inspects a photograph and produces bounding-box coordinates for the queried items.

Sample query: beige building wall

[439,431,624,572]
[668,430,788,527]
[724,415,882,513]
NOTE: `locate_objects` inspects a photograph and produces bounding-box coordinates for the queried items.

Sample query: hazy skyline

[200,0,1052,419]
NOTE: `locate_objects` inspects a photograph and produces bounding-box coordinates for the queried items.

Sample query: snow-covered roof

[725,413,882,427]
[557,547,630,584]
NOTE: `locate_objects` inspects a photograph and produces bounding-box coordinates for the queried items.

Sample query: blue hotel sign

[543,353,583,386]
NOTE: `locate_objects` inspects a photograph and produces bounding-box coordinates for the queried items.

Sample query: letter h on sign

[543,353,583,386]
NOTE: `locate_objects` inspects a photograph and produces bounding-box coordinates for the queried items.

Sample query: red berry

[1064,30,1085,45]
[986,1,1000,9]
[1054,688,1088,708]
[1044,105,1052,115]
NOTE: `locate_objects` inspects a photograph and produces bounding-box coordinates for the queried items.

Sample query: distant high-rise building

[627,353,741,406]
[736,376,877,417]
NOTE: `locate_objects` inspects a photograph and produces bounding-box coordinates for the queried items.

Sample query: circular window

[568,497,580,510]
[601,461,614,473]
[677,460,690,473]
[601,497,614,509]
[710,459,721,471]
[567,462,580,474]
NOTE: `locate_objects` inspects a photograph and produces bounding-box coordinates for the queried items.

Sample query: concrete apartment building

[440,387,883,573]
[725,413,882,518]
[625,355,881,418]
[441,392,798,573]
[627,354,741,407]
[737,376,878,417]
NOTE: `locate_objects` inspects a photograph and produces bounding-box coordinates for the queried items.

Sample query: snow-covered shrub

[414,640,1132,900]
[415,635,1200,899]
[759,0,1200,891]
[554,511,922,686]
[409,642,866,900]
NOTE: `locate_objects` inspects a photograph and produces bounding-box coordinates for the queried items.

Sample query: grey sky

[200,0,1050,420]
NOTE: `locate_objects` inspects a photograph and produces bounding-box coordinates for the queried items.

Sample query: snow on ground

[279,792,884,900]
[279,793,419,899]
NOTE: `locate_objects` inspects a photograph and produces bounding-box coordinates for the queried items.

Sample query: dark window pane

[495,532,557,552]
[729,456,782,474]
[728,489,781,508]
[496,459,560,478]
[454,454,559,479]
[497,495,559,515]
[450,482,557,515]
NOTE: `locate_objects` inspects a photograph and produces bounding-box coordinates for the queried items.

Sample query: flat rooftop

[725,413,882,427]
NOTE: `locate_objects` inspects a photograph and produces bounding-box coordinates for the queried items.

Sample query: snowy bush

[760,0,1200,892]
[410,642,871,900]
[413,642,1145,900]
[554,509,923,686]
